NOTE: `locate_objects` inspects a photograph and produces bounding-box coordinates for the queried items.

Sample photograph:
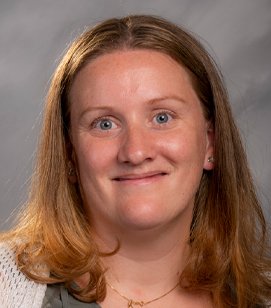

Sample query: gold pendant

[128,300,145,307]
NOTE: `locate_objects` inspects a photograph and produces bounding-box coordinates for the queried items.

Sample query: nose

[117,125,156,165]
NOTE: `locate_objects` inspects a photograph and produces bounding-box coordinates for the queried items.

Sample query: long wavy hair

[1,15,270,307]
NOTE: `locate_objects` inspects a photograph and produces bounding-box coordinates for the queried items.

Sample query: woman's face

[69,50,214,234]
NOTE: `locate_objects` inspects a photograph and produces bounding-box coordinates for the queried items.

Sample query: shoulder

[0,242,47,308]
[43,284,101,307]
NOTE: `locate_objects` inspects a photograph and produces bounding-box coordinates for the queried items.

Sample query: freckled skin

[69,50,214,235]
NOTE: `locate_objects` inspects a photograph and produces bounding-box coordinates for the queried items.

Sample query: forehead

[69,49,197,102]
[77,49,192,77]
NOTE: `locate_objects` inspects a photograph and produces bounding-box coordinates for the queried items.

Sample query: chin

[117,203,175,231]
[120,218,165,231]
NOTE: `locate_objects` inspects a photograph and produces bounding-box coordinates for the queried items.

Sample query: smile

[113,172,168,185]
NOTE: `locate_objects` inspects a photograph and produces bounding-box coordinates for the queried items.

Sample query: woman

[0,15,270,308]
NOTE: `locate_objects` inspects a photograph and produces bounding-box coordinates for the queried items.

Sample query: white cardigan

[0,243,46,308]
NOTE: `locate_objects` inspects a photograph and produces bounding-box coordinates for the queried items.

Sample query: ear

[203,122,215,171]
[68,160,77,184]
[66,137,78,184]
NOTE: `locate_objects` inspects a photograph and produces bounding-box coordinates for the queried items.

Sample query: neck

[76,215,213,307]
[75,213,215,307]
[95,217,191,300]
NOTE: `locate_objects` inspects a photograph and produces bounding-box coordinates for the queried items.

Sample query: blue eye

[98,119,113,130]
[155,112,170,124]
[90,117,119,135]
[91,118,115,130]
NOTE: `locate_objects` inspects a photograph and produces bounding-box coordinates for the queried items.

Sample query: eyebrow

[146,95,188,105]
[78,106,115,122]
[78,95,187,120]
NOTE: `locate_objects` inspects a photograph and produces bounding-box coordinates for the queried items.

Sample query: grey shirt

[42,284,101,308]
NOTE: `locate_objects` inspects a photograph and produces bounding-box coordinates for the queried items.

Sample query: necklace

[107,281,179,307]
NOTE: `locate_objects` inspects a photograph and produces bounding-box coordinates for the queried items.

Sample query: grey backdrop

[1,0,270,230]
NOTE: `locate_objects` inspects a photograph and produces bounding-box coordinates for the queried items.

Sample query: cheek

[158,129,206,164]
[75,138,118,177]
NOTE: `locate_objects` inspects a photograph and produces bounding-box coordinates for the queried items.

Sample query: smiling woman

[69,50,213,233]
[0,15,270,308]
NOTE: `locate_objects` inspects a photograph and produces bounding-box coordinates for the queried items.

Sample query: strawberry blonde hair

[1,15,270,307]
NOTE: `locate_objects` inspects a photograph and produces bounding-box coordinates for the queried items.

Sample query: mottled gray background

[0,0,270,230]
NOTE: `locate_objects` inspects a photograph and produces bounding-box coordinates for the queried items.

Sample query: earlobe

[204,155,215,170]
[66,139,78,184]
[204,124,215,171]
[205,155,215,170]
[68,160,77,183]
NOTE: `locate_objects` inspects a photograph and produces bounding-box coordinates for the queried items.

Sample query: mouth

[113,171,168,184]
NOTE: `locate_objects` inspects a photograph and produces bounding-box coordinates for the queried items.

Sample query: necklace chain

[107,281,179,307]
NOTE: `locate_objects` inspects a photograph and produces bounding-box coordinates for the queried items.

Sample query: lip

[112,171,168,184]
